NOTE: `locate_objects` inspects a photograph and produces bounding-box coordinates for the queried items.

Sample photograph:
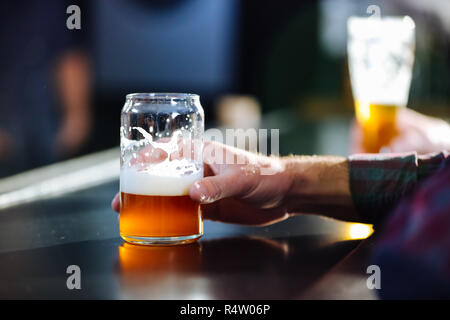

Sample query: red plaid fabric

[349,151,450,298]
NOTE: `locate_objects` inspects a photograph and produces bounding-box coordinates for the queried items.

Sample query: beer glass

[347,16,415,152]
[120,93,204,245]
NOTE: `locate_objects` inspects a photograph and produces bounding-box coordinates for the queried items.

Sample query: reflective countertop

[0,180,376,299]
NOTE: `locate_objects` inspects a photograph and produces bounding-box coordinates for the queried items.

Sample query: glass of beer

[347,16,415,153]
[120,93,204,245]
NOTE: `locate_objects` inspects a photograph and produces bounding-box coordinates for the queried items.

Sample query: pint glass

[347,16,415,153]
[120,93,204,245]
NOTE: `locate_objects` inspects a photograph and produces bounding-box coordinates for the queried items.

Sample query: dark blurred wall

[0,0,88,177]
[93,0,238,95]
[237,0,318,111]
[88,0,239,152]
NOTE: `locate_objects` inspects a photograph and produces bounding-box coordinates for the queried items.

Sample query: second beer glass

[120,93,204,245]
[347,16,415,153]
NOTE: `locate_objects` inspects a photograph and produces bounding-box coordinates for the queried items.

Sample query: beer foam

[347,17,415,108]
[120,159,203,196]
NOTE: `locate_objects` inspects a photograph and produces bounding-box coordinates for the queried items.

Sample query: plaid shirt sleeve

[371,164,450,298]
[348,151,449,227]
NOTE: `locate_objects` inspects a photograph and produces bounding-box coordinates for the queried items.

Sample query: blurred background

[0,1,448,299]
[0,0,449,178]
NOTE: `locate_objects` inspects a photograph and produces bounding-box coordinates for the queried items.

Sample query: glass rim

[126,92,199,100]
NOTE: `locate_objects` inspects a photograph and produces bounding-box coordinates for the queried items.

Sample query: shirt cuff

[418,151,450,181]
[348,152,419,227]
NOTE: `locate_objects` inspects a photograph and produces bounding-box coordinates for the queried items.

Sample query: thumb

[190,173,251,204]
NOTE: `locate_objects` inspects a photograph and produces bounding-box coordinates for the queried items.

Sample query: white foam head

[120,159,203,196]
[121,128,203,196]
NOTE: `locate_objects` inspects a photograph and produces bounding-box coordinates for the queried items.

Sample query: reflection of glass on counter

[118,242,203,274]
[118,242,204,299]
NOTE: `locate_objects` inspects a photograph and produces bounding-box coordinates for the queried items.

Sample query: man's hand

[112,141,360,226]
[113,141,292,226]
[351,108,450,154]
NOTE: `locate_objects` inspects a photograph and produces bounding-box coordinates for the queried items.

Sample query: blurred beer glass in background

[120,93,204,245]
[347,16,415,153]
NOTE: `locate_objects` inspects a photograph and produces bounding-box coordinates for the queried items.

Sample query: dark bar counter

[0,182,376,299]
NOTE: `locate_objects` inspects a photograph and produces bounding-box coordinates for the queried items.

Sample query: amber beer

[120,193,202,240]
[354,100,399,153]
[119,167,203,244]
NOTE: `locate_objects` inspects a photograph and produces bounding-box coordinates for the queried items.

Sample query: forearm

[281,156,361,222]
[281,151,449,226]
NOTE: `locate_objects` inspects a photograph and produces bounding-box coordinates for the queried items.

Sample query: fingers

[203,140,247,174]
[349,118,365,154]
[111,192,120,213]
[169,138,202,162]
[189,172,252,204]
[129,145,168,166]
[390,130,432,154]
[129,138,203,167]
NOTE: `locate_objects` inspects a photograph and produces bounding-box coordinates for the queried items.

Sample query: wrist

[283,155,349,194]
[281,156,359,221]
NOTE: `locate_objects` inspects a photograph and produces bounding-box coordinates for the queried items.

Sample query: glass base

[120,233,202,245]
